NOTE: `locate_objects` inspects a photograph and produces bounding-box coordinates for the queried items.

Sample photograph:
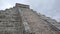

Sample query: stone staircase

[31,10,60,32]
[16,3,60,34]
[38,13,60,32]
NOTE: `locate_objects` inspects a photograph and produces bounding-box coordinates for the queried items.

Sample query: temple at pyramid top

[15,3,30,9]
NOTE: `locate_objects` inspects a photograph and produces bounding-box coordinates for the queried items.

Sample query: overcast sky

[0,0,60,22]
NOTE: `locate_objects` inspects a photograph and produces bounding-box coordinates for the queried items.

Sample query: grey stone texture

[0,3,60,34]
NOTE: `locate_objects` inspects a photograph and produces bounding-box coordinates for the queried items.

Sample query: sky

[0,0,60,22]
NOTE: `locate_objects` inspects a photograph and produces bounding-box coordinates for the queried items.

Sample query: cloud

[0,0,25,10]
[24,0,60,22]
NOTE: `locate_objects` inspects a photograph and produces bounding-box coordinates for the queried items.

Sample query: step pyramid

[0,3,60,34]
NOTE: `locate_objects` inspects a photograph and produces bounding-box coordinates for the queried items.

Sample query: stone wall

[0,7,24,34]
